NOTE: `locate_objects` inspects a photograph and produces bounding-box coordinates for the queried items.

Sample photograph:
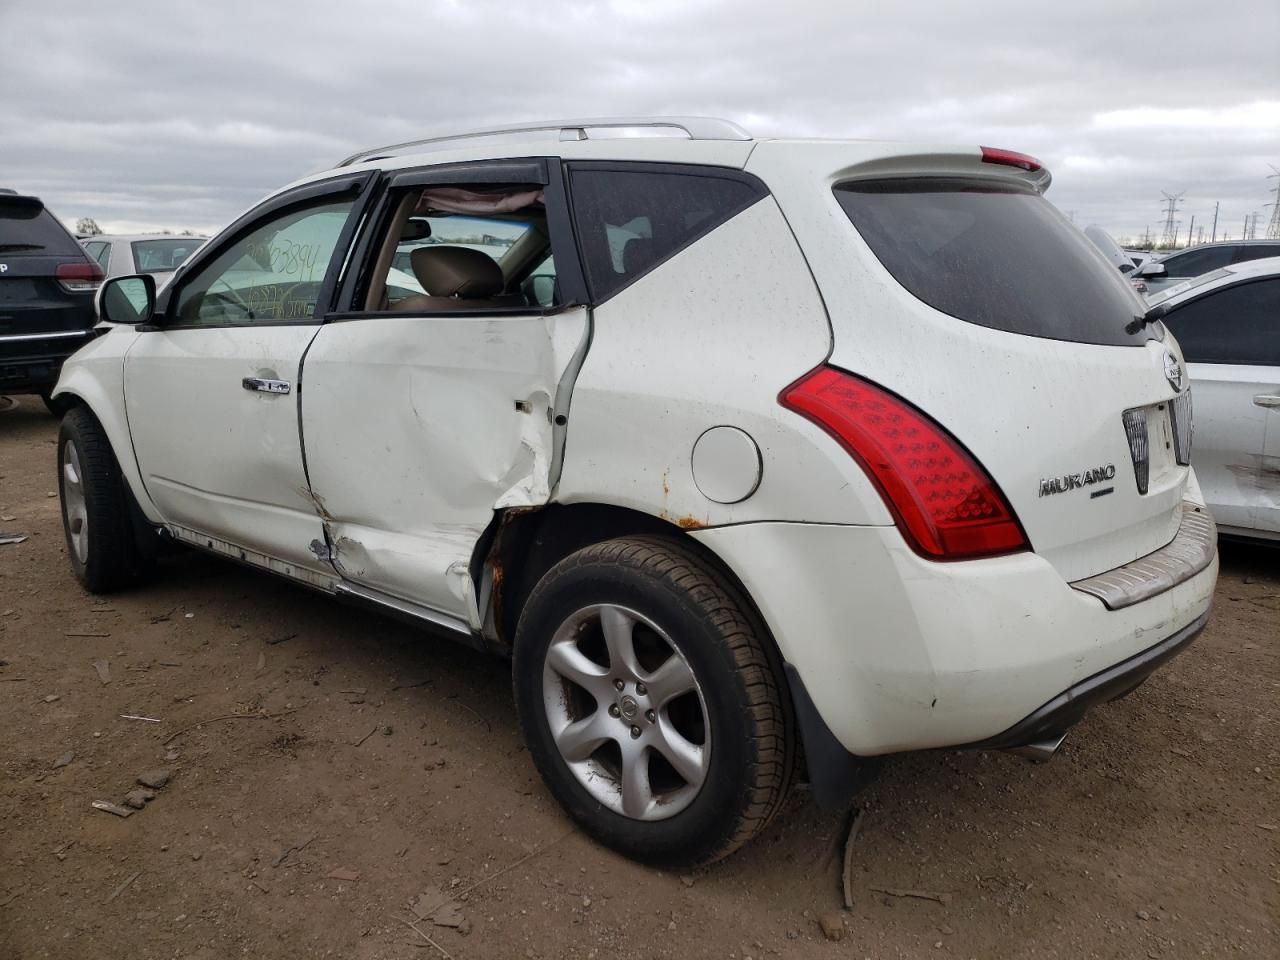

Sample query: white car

[1135,239,1280,296]
[1148,257,1280,539]
[81,234,206,286]
[53,118,1217,866]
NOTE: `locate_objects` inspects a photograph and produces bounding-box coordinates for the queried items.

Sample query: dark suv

[0,189,102,411]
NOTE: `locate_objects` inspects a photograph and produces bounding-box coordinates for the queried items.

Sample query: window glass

[1159,245,1237,278]
[387,213,533,299]
[835,178,1149,346]
[132,238,202,274]
[569,168,763,301]
[1234,243,1280,266]
[1162,279,1280,365]
[0,197,82,257]
[84,241,111,268]
[174,199,353,325]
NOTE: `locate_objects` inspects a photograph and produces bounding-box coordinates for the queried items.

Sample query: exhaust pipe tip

[1006,730,1067,762]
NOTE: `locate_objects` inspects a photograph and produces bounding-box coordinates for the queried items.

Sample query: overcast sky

[3,1,1278,244]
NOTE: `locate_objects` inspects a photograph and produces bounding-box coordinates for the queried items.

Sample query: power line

[1266,164,1280,240]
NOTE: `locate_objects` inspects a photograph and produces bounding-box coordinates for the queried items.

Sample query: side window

[1162,245,1236,278]
[84,241,111,269]
[1234,244,1280,266]
[1163,279,1280,365]
[568,166,765,302]
[173,198,354,325]
[363,184,556,312]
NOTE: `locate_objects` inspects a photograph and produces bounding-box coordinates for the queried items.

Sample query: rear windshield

[835,178,1149,346]
[132,238,202,273]
[0,197,82,257]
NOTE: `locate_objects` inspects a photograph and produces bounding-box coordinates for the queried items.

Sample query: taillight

[779,366,1028,560]
[56,261,104,293]
[980,146,1043,172]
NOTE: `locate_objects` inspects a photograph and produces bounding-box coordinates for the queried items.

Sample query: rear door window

[1162,278,1280,365]
[1233,243,1280,266]
[1160,245,1238,277]
[0,197,82,257]
[569,164,765,302]
[835,178,1149,346]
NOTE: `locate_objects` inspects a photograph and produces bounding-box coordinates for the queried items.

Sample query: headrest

[621,236,655,275]
[410,246,503,299]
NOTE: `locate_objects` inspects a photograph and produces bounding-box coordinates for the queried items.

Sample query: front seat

[391,246,509,312]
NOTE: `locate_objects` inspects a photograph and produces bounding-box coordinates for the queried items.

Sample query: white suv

[54,118,1218,866]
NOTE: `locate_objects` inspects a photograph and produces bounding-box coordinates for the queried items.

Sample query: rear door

[1162,277,1280,534]
[125,174,371,570]
[300,160,591,623]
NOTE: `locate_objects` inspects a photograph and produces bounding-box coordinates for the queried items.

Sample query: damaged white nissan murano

[53,118,1218,865]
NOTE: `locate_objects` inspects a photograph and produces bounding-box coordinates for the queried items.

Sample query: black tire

[58,406,153,592]
[513,536,796,866]
[41,391,76,418]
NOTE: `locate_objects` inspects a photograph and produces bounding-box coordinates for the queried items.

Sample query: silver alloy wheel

[542,604,710,821]
[61,439,89,565]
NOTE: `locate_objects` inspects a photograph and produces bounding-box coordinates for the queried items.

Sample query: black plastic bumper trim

[968,606,1210,750]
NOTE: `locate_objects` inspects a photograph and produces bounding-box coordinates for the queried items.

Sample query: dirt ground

[0,397,1276,960]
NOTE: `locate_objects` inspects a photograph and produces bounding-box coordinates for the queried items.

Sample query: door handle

[242,377,291,395]
[1253,394,1280,409]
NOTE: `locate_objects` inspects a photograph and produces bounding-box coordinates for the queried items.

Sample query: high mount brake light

[980,146,1043,173]
[779,366,1028,560]
[55,261,104,293]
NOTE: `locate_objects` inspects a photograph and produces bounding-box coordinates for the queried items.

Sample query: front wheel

[58,406,153,592]
[513,536,795,866]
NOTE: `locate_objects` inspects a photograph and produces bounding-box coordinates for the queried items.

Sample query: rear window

[835,178,1150,346]
[132,238,202,273]
[0,196,82,257]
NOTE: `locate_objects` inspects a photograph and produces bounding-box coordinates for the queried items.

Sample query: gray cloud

[3,0,1277,243]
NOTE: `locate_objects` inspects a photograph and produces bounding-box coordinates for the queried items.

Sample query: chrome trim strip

[333,580,472,636]
[0,330,93,342]
[1070,502,1216,610]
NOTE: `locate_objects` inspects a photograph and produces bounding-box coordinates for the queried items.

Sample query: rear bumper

[0,332,95,392]
[689,501,1218,759]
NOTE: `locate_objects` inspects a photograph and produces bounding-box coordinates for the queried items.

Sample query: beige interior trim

[364,191,420,310]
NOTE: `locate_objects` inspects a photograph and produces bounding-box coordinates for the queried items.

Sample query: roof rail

[335,116,751,167]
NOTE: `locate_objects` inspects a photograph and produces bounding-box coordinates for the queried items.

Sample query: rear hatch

[751,143,1190,582]
[0,194,99,348]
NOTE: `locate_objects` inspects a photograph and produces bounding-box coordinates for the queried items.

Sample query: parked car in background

[82,234,206,285]
[1136,239,1280,295]
[51,118,1216,866]
[1148,257,1280,540]
[0,189,102,412]
[1084,225,1149,294]
[1125,249,1159,271]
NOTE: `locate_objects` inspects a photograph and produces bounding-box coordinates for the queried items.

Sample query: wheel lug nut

[635,682,647,695]
[608,704,621,718]
[645,709,656,723]
[630,726,641,739]
[613,679,624,691]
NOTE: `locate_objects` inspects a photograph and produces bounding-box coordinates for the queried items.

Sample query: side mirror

[98,274,156,325]
[1137,261,1166,279]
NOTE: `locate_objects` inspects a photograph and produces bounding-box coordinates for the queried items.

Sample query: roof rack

[335,116,751,167]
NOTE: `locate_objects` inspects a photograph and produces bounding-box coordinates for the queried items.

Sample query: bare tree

[75,217,102,236]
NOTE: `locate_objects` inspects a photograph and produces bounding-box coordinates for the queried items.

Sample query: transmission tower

[1159,191,1183,247]
[1266,165,1280,239]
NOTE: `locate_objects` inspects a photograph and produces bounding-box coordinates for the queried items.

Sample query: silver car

[81,234,206,286]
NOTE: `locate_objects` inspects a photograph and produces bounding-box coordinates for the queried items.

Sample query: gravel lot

[1,397,1276,959]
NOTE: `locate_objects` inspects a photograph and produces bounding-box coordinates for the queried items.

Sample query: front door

[300,162,590,622]
[125,184,365,571]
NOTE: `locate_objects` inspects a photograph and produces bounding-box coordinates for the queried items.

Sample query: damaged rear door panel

[298,308,589,621]
[297,157,592,625]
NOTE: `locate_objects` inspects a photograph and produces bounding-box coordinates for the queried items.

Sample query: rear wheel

[58,406,153,592]
[513,536,795,866]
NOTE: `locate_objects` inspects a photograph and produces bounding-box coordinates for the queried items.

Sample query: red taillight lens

[779,366,1028,560]
[980,145,1043,172]
[56,261,105,293]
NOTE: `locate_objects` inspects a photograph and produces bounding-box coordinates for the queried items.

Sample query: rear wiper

[1125,301,1169,336]
[0,242,43,252]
